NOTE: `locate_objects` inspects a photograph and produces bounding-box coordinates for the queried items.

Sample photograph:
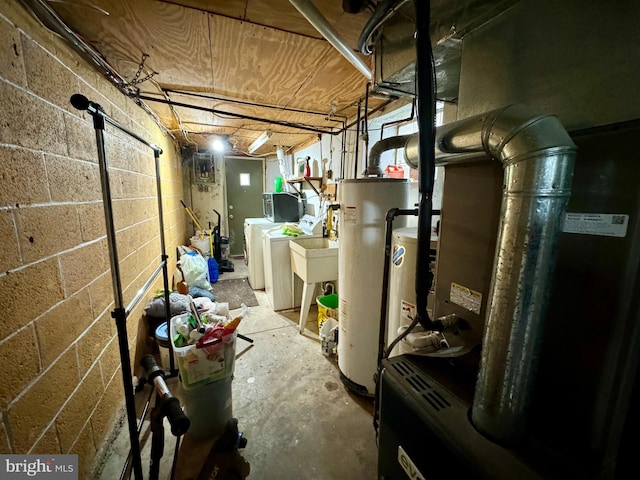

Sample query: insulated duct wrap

[407,104,577,443]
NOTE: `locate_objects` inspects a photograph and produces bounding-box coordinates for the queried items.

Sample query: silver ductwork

[289,0,372,79]
[407,104,577,443]
[364,134,413,176]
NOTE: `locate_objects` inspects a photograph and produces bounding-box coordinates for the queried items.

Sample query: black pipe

[162,88,347,120]
[341,96,396,131]
[354,97,363,179]
[341,127,346,179]
[380,99,415,138]
[136,94,336,135]
[376,207,419,368]
[363,82,371,169]
[413,0,440,331]
[373,206,418,434]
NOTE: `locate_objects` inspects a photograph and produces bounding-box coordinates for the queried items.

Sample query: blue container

[208,257,219,283]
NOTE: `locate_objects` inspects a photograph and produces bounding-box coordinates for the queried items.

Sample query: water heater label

[344,206,357,224]
[563,213,629,237]
[401,300,416,325]
[398,445,426,480]
[340,298,348,334]
[450,282,482,315]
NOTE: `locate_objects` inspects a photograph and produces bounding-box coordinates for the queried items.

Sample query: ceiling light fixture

[248,130,271,154]
[211,137,225,152]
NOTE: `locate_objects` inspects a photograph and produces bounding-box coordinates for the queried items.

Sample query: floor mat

[212,278,259,310]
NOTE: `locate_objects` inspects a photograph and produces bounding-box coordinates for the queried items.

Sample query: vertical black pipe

[92,112,144,480]
[413,0,438,330]
[341,127,346,179]
[354,98,362,179]
[377,207,419,367]
[363,82,371,170]
[373,207,418,434]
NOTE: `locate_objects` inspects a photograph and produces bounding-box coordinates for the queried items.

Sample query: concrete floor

[96,258,379,479]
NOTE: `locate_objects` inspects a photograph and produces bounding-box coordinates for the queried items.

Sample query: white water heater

[388,226,442,358]
[338,178,410,395]
[387,226,418,357]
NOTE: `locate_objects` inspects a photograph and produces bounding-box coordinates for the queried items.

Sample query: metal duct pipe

[408,104,577,443]
[364,134,413,176]
[289,0,372,79]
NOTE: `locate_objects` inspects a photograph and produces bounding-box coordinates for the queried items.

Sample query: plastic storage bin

[170,313,236,390]
[179,376,233,441]
[317,293,339,331]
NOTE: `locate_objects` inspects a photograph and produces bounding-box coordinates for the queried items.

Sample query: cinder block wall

[0,2,186,477]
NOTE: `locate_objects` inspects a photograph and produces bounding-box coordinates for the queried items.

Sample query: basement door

[225,157,264,256]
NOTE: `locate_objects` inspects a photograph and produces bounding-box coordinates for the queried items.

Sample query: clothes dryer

[244,218,281,289]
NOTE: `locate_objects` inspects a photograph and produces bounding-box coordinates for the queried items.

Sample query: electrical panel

[192,153,216,185]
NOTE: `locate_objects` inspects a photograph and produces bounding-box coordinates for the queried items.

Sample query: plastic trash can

[317,293,339,332]
[179,376,233,441]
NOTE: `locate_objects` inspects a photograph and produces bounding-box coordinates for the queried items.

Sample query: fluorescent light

[248,130,271,154]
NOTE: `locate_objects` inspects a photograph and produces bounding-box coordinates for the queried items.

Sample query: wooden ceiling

[48,0,384,155]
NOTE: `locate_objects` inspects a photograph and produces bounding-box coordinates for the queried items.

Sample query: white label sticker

[401,300,416,326]
[344,206,357,224]
[450,282,482,315]
[563,213,629,237]
[340,297,348,334]
[398,445,426,480]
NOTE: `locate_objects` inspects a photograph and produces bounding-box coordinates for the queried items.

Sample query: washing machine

[262,215,323,311]
[244,218,281,290]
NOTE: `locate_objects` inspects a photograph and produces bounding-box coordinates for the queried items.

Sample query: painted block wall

[0,2,186,477]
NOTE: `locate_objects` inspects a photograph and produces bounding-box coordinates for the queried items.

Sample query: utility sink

[289,237,339,284]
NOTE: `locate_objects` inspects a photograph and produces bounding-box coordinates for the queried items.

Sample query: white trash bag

[179,252,211,290]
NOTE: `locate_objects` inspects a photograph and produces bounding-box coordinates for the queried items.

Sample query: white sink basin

[289,238,339,284]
